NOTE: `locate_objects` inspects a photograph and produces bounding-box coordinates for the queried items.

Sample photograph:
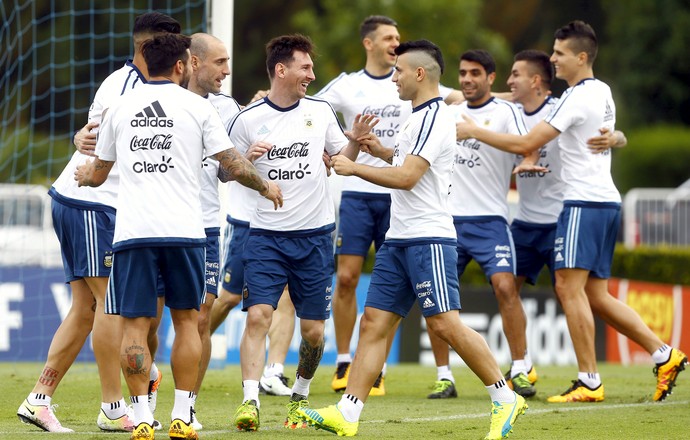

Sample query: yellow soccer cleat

[332,362,351,392]
[234,400,260,432]
[130,422,155,440]
[653,348,687,402]
[168,418,198,440]
[368,372,386,396]
[285,399,309,429]
[484,394,528,440]
[299,404,359,437]
[427,379,457,399]
[547,380,604,403]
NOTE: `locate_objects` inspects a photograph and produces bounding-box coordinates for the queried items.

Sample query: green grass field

[2,362,687,439]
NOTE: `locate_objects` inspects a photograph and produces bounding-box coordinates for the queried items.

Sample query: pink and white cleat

[17,399,74,433]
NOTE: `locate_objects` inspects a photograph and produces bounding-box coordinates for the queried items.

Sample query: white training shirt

[95,81,233,249]
[386,97,456,241]
[51,60,145,210]
[228,96,347,232]
[514,96,564,224]
[545,78,621,203]
[448,98,527,220]
[200,92,241,231]
[316,69,456,195]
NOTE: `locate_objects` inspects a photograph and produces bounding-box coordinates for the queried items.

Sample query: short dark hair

[265,34,314,79]
[359,15,398,40]
[133,11,181,35]
[460,49,495,75]
[514,49,553,86]
[142,33,191,77]
[554,20,598,64]
[395,39,445,75]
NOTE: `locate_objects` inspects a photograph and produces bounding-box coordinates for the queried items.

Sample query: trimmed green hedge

[361,244,690,287]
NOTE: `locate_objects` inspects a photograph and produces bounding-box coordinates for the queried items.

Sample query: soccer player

[427,49,537,400]
[75,33,282,440]
[16,12,180,434]
[227,34,378,432]
[455,20,687,403]
[316,14,462,397]
[299,39,527,440]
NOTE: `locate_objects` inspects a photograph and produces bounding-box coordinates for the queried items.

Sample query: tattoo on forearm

[385,155,394,164]
[216,149,266,193]
[296,338,325,379]
[38,367,59,387]
[122,344,148,379]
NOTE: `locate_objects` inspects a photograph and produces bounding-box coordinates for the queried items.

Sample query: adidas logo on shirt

[131,100,173,127]
[422,297,435,309]
[555,252,564,262]
[497,258,510,267]
[257,125,270,135]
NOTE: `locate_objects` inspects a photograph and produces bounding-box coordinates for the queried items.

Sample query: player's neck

[365,59,393,77]
[566,67,595,87]
[520,91,548,113]
[411,84,441,108]
[187,79,206,97]
[132,52,149,79]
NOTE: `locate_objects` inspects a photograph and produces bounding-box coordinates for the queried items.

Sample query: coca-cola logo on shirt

[267,142,310,160]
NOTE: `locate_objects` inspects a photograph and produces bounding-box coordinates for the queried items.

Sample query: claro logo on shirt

[130,100,174,127]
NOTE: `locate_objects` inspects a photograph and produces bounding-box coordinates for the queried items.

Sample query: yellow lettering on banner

[627,290,673,341]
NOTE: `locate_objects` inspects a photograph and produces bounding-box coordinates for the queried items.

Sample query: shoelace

[335,363,349,379]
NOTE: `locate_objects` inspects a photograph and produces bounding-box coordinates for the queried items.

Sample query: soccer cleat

[332,362,351,392]
[653,348,687,402]
[427,379,457,399]
[130,422,155,440]
[17,400,74,433]
[152,419,162,430]
[547,380,604,403]
[298,404,359,437]
[285,398,310,429]
[234,399,260,431]
[169,418,198,439]
[190,408,202,431]
[260,374,293,396]
[97,407,136,431]
[148,369,163,414]
[369,372,386,396]
[505,366,538,389]
[510,373,537,398]
[484,394,528,440]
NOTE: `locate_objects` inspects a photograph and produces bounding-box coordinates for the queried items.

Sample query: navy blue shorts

[454,218,516,278]
[335,192,390,256]
[106,246,205,317]
[554,201,621,278]
[511,219,556,285]
[220,219,250,295]
[366,241,460,318]
[243,232,334,320]
[204,234,220,297]
[51,200,115,282]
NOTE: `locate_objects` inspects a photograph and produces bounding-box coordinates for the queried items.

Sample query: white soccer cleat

[96,406,136,431]
[259,374,293,396]
[17,400,74,433]
[191,408,203,431]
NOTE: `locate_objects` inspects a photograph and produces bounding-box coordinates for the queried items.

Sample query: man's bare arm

[74,157,114,187]
[212,148,283,209]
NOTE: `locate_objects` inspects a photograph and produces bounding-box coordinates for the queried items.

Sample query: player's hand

[74,122,99,156]
[260,180,283,210]
[357,133,385,158]
[331,155,356,176]
[322,151,332,176]
[245,141,273,162]
[455,114,477,140]
[248,89,269,104]
[346,113,379,140]
[513,162,549,175]
[587,127,616,154]
[74,159,93,186]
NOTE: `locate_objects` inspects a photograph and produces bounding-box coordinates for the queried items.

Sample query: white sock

[27,393,50,406]
[149,362,159,382]
[436,365,455,382]
[524,352,533,372]
[242,380,260,407]
[171,390,194,423]
[486,379,515,404]
[191,393,197,409]
[381,362,387,377]
[101,398,127,419]
[339,394,364,422]
[264,362,284,378]
[651,344,672,364]
[130,395,154,426]
[291,374,312,397]
[511,359,528,377]
[336,354,352,365]
[578,372,601,389]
